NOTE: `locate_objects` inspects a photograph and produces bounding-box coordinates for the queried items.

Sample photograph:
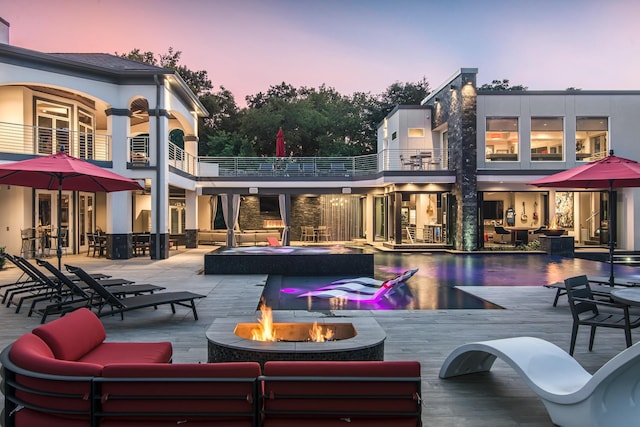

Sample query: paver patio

[0,248,630,426]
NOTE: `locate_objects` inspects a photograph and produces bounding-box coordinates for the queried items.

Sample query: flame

[550,214,559,230]
[250,302,335,342]
[309,322,335,342]
[251,303,278,342]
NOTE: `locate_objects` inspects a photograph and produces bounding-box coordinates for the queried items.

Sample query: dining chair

[565,275,640,355]
[493,225,511,243]
[316,226,330,242]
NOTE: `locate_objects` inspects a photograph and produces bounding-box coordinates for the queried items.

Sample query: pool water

[261,253,640,310]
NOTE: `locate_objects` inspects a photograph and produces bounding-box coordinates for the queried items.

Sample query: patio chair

[301,162,316,176]
[257,163,274,176]
[493,225,511,243]
[284,162,301,176]
[439,336,640,427]
[66,264,206,320]
[565,275,640,355]
[316,225,331,241]
[330,163,348,176]
[300,226,315,242]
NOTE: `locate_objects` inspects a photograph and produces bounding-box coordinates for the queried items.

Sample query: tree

[478,79,528,91]
[118,47,213,97]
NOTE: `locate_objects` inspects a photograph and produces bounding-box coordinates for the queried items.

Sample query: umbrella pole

[608,182,614,286]
[57,179,63,271]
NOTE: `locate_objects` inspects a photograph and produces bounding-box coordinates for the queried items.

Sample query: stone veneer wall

[429,71,478,251]
[237,195,321,241]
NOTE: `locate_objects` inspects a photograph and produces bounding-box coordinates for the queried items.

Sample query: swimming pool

[261,252,640,310]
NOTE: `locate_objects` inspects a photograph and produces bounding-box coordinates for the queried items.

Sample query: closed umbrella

[530,150,640,285]
[0,147,143,269]
[276,127,286,158]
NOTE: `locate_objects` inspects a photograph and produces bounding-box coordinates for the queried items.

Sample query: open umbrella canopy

[530,151,640,285]
[0,148,143,269]
[276,127,286,158]
[529,153,640,189]
[0,149,143,192]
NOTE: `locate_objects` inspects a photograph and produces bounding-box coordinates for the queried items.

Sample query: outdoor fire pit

[541,229,566,236]
[206,311,386,367]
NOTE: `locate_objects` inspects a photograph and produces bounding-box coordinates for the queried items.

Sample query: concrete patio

[0,248,631,426]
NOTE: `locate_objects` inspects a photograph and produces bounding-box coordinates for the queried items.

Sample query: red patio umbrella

[530,151,640,285]
[0,147,143,269]
[276,127,286,158]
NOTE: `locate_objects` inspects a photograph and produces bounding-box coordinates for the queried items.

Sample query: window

[485,118,518,161]
[78,109,94,159]
[576,117,608,161]
[36,100,71,155]
[531,117,563,161]
[391,131,397,140]
[408,128,424,137]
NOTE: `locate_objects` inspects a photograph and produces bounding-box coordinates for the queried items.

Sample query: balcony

[0,122,111,161]
[197,149,446,178]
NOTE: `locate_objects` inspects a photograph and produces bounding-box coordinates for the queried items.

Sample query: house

[1,18,639,259]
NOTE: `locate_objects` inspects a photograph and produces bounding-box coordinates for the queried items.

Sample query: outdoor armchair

[565,274,640,355]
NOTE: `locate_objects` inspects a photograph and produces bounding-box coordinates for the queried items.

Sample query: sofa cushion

[10,333,103,376]
[9,333,102,418]
[262,361,421,425]
[32,308,106,361]
[100,362,262,425]
[79,341,172,365]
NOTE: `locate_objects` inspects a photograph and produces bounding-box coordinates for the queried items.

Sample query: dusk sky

[3,0,639,106]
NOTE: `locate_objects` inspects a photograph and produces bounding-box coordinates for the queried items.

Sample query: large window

[531,117,564,161]
[36,100,70,155]
[576,117,608,161]
[485,118,518,161]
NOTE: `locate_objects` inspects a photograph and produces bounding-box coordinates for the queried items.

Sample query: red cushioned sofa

[1,308,421,426]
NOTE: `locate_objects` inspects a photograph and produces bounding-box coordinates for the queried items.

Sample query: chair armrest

[572,296,629,310]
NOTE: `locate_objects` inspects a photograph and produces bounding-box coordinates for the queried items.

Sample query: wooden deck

[0,249,635,426]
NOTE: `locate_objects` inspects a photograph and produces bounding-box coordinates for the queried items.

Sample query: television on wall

[483,200,504,220]
[259,196,280,213]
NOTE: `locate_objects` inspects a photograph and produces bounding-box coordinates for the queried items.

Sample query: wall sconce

[249,187,259,194]
[450,84,456,90]
[435,97,440,103]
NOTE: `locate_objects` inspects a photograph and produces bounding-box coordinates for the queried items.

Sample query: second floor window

[531,117,564,161]
[486,118,518,161]
[576,117,608,161]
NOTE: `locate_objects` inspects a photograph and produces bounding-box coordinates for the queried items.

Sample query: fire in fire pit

[245,303,337,342]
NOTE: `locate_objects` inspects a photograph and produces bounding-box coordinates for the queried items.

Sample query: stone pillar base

[107,234,133,259]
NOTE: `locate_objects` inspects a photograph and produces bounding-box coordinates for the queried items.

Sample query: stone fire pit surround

[207,311,386,366]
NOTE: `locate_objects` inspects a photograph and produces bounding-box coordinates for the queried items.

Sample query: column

[185,189,198,248]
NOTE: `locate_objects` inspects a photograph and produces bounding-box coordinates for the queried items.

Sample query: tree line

[120,48,527,158]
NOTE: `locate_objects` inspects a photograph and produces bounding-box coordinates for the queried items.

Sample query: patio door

[373,195,387,241]
[78,193,95,254]
[35,191,72,255]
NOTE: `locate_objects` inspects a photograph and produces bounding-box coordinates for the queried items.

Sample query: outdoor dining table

[505,227,537,245]
[610,288,640,307]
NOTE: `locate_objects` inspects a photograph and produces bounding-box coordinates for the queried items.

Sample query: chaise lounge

[65,264,206,320]
[439,336,640,427]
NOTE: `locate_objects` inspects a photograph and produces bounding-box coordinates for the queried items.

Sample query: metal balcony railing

[197,148,446,177]
[169,142,197,175]
[0,122,111,160]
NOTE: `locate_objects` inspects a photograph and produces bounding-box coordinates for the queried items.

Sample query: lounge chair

[297,270,415,301]
[317,268,419,294]
[65,264,206,320]
[31,259,167,322]
[439,336,640,427]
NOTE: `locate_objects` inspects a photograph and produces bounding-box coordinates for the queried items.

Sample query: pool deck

[0,248,634,426]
